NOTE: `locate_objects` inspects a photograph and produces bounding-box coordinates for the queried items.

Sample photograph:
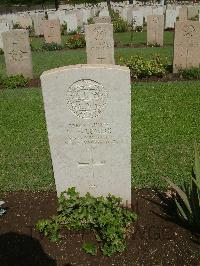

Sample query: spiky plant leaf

[162,176,192,213]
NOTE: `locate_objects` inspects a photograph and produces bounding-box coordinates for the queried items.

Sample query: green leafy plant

[120,55,168,79]
[0,48,4,55]
[36,187,137,256]
[2,75,29,89]
[182,67,200,80]
[0,201,6,216]
[82,243,97,255]
[162,144,200,230]
[42,42,63,51]
[65,34,86,49]
[111,10,128,33]
[61,22,67,35]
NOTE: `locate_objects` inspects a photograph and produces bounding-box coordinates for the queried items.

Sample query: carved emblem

[183,25,196,38]
[66,79,108,119]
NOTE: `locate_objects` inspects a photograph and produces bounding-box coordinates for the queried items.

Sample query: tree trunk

[55,0,59,10]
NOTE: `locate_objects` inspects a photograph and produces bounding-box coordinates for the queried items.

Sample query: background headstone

[42,19,61,44]
[85,23,115,64]
[165,9,177,29]
[0,22,10,49]
[179,7,188,21]
[41,64,131,206]
[173,21,200,73]
[147,15,164,46]
[2,29,33,78]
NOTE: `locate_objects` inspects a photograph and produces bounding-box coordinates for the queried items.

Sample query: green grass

[114,31,174,46]
[0,47,173,78]
[0,88,54,191]
[132,81,200,188]
[1,81,200,191]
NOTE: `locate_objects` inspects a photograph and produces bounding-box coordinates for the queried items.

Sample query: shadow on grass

[0,232,62,266]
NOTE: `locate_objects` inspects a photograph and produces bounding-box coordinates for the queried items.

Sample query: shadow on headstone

[0,232,56,266]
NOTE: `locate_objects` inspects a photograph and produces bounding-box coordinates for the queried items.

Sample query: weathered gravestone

[31,13,45,36]
[2,29,33,78]
[0,22,10,49]
[165,9,177,29]
[179,7,188,21]
[94,16,111,24]
[147,15,164,46]
[41,64,131,206]
[173,21,200,73]
[187,6,199,19]
[42,19,61,44]
[61,12,78,33]
[85,23,115,64]
[132,10,143,29]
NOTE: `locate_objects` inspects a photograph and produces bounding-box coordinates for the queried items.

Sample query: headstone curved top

[41,64,131,206]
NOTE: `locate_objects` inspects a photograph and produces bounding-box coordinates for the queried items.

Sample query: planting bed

[0,189,199,265]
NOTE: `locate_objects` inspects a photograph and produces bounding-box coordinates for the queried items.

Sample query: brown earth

[0,189,199,266]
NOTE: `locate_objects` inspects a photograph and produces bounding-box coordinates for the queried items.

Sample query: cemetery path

[0,189,199,266]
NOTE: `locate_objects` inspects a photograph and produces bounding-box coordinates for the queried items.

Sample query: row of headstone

[2,18,200,78]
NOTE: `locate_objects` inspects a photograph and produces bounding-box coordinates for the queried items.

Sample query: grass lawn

[1,81,200,191]
[0,47,173,78]
[0,31,173,77]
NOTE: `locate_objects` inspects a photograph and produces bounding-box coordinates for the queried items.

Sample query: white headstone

[165,9,177,29]
[62,12,78,32]
[85,23,115,64]
[41,64,131,206]
[0,22,10,49]
[132,10,143,28]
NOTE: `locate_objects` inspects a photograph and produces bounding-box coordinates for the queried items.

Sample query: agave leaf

[194,143,200,185]
[175,198,189,221]
[162,177,192,213]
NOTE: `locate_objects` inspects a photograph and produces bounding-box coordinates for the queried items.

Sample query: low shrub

[36,187,137,256]
[182,67,200,80]
[111,10,128,33]
[120,55,168,79]
[0,48,4,55]
[190,15,199,21]
[65,34,86,49]
[2,75,29,89]
[42,42,63,51]
[162,144,200,231]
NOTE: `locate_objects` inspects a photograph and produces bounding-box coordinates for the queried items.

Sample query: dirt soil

[0,189,199,266]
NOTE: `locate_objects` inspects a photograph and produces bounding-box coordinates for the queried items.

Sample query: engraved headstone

[85,23,115,64]
[132,10,143,29]
[61,12,78,32]
[179,7,188,21]
[41,64,131,206]
[187,6,199,19]
[42,19,61,44]
[2,29,33,78]
[165,9,177,29]
[173,21,200,73]
[147,15,164,46]
[31,13,45,36]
